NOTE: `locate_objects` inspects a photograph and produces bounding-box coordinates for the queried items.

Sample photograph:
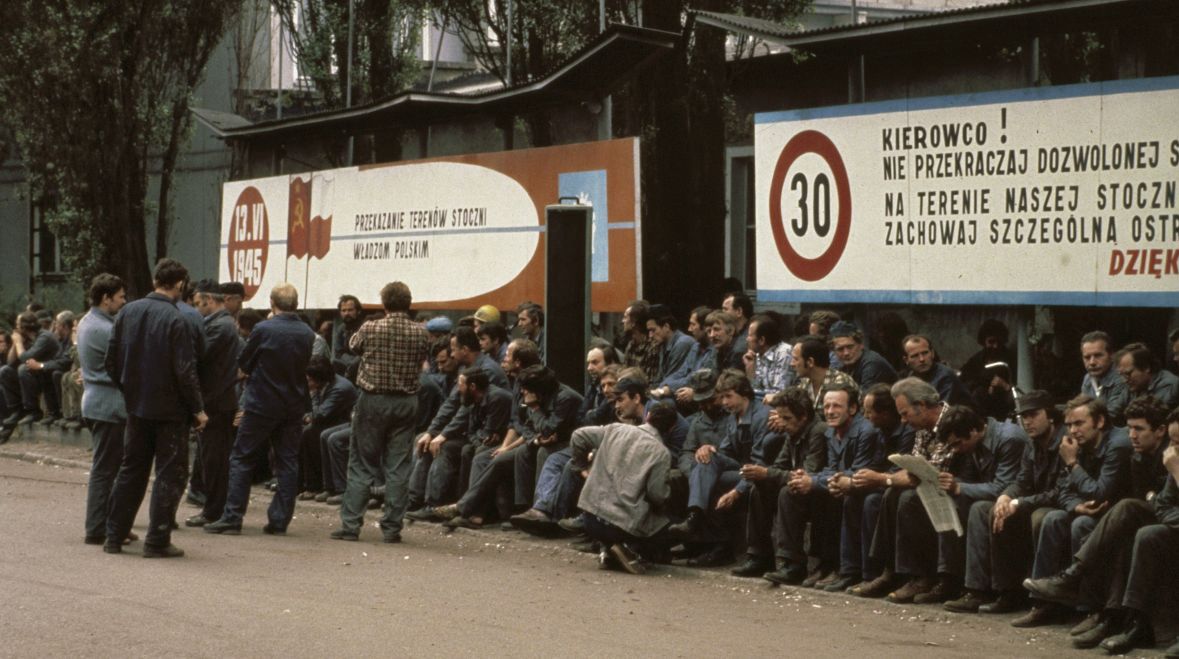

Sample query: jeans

[320,423,351,494]
[582,513,670,560]
[531,448,572,515]
[514,441,568,508]
[84,419,126,540]
[105,416,189,549]
[220,412,301,531]
[686,452,742,511]
[964,501,1052,592]
[1,364,47,415]
[840,490,883,579]
[339,392,418,537]
[895,488,938,577]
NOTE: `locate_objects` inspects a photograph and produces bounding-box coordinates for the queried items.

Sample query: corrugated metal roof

[691,0,1162,48]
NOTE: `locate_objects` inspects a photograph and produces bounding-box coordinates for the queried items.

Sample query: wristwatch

[885,476,894,488]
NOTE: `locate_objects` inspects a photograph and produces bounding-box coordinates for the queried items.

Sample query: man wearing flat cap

[945,390,1065,614]
[185,279,242,528]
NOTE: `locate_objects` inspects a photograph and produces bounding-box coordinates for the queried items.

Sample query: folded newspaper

[888,453,963,537]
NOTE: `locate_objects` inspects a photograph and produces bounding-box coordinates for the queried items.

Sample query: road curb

[0,447,91,471]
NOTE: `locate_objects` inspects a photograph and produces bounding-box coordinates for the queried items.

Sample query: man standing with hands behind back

[103,258,206,559]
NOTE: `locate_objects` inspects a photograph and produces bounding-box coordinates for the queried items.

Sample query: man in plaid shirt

[331,282,430,543]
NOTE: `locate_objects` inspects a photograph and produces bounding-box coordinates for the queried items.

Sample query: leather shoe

[944,590,994,614]
[1099,612,1153,655]
[914,575,960,604]
[315,491,330,503]
[383,533,401,544]
[1010,604,1064,628]
[1023,564,1083,606]
[297,491,318,501]
[557,516,585,533]
[184,514,212,528]
[853,570,896,598]
[84,535,106,545]
[405,507,442,522]
[330,529,359,541]
[763,564,808,586]
[325,494,343,505]
[1071,611,1103,636]
[103,541,122,554]
[432,504,460,521]
[730,556,775,578]
[979,590,1026,613]
[1164,637,1179,659]
[510,509,560,536]
[142,544,185,558]
[887,576,936,604]
[1072,611,1119,649]
[443,516,482,530]
[824,575,861,593]
[262,523,285,535]
[609,543,647,575]
[802,567,833,589]
[813,571,841,590]
[203,519,242,535]
[0,426,14,444]
[685,546,734,568]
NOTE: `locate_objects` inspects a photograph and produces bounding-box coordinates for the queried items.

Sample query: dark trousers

[458,443,522,519]
[552,458,584,520]
[895,488,938,577]
[339,392,418,537]
[1074,498,1157,610]
[1031,509,1097,579]
[84,419,126,540]
[188,434,205,498]
[1122,523,1179,613]
[298,420,328,493]
[1,364,48,415]
[583,513,670,560]
[319,423,351,494]
[199,410,236,521]
[936,494,979,578]
[408,438,466,506]
[514,441,568,508]
[746,481,782,558]
[105,416,189,549]
[774,485,841,569]
[869,486,903,571]
[221,412,301,530]
[964,501,1052,592]
[841,490,883,579]
[44,368,64,416]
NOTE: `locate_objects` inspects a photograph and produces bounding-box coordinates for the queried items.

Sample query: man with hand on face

[1022,397,1172,650]
[646,304,695,394]
[1013,394,1132,628]
[656,307,714,406]
[578,341,619,426]
[947,390,1065,614]
[0,310,61,431]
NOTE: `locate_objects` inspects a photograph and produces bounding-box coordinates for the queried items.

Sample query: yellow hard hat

[473,304,501,325]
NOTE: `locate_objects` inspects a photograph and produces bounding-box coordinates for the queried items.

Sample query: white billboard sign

[755,77,1179,306]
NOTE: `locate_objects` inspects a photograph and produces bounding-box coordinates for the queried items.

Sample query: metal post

[277,12,284,119]
[505,0,513,86]
[346,0,355,165]
[599,0,611,140]
[1016,309,1034,391]
[427,13,449,91]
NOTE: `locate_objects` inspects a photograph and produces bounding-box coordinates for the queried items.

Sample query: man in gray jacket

[77,274,128,545]
[572,402,679,574]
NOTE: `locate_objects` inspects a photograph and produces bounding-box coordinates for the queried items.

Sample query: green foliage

[272,0,422,107]
[0,1,246,295]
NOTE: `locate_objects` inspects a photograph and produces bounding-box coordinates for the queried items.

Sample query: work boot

[1100,611,1153,655]
[1072,610,1120,649]
[914,575,961,604]
[887,576,936,604]
[763,563,808,586]
[853,569,896,598]
[665,510,703,540]
[824,574,861,593]
[944,589,994,614]
[802,566,834,589]
[1022,563,1084,606]
[1071,611,1103,636]
[979,589,1026,613]
[1010,603,1065,628]
[730,555,775,578]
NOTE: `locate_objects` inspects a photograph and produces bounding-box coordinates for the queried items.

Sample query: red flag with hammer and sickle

[288,176,310,259]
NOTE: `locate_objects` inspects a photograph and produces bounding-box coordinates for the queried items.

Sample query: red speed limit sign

[768,130,852,282]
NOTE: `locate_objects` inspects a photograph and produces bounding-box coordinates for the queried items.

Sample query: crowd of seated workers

[6,280,1179,656]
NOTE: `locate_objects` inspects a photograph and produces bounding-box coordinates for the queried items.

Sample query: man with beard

[332,294,364,379]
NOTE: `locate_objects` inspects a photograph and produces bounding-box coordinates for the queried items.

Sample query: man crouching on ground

[570,402,679,574]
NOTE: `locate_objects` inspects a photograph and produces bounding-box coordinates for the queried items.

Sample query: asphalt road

[0,458,1118,657]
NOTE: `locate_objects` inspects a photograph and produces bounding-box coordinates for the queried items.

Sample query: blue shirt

[77,307,125,423]
[106,292,203,421]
